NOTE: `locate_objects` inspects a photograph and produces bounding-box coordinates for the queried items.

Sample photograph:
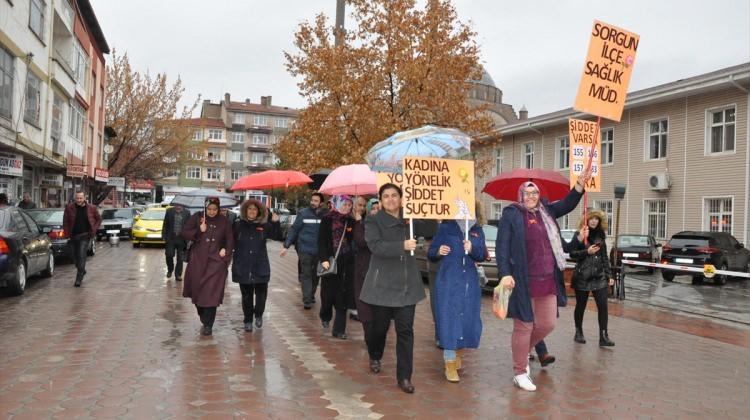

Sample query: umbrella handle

[410,218,414,256]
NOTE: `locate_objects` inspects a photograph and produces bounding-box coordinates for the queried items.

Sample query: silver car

[97,208,138,241]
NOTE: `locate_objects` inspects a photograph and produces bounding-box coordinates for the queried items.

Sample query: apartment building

[476,63,750,245]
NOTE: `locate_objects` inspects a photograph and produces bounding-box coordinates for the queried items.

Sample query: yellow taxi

[131,207,169,247]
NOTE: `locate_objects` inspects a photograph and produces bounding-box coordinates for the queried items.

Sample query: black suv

[661,231,750,285]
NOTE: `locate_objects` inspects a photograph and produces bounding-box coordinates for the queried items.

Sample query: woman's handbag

[316,221,347,277]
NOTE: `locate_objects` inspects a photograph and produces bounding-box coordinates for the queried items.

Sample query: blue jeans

[535,340,548,357]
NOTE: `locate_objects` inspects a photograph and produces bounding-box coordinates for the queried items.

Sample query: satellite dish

[104,145,113,153]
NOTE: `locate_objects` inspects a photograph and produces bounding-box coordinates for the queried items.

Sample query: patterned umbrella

[365,125,472,173]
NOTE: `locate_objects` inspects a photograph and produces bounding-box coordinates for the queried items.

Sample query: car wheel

[715,263,728,285]
[691,275,704,285]
[86,240,95,256]
[41,253,55,278]
[662,271,675,282]
[9,261,27,295]
[132,242,140,248]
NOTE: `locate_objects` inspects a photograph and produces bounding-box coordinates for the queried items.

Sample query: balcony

[247,125,272,134]
[247,143,271,151]
[50,56,76,97]
[52,137,66,155]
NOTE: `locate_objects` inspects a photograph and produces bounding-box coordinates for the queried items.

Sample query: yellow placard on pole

[376,172,405,191]
[569,118,601,192]
[401,157,475,220]
[573,20,639,122]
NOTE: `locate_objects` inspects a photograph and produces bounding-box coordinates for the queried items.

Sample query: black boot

[599,330,615,347]
[74,272,83,287]
[574,327,586,344]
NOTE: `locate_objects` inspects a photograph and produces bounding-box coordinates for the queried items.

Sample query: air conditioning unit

[648,172,671,191]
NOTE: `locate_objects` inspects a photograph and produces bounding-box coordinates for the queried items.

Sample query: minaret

[335,0,345,46]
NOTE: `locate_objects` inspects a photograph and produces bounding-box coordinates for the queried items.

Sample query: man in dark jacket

[281,192,326,309]
[63,191,102,287]
[162,204,191,281]
[17,192,36,209]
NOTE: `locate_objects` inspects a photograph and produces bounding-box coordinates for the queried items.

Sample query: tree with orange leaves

[276,0,493,174]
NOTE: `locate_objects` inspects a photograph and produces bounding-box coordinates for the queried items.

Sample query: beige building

[476,63,750,245]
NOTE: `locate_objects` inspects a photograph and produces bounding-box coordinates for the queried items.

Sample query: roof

[500,62,750,135]
[185,118,225,128]
[225,102,299,117]
[76,0,110,54]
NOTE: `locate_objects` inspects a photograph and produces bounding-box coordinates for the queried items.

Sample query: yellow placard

[569,118,601,192]
[401,157,475,220]
[574,20,639,122]
[376,172,405,191]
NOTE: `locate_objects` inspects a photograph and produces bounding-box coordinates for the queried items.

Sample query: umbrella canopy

[308,169,332,191]
[170,188,238,209]
[365,125,472,173]
[230,170,312,191]
[318,164,378,196]
[482,168,571,202]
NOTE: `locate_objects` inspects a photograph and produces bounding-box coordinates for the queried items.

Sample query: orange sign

[574,20,639,122]
[401,157,475,220]
[568,119,601,192]
[376,172,405,191]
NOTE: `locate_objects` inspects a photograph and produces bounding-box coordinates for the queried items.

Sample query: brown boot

[444,360,460,383]
[455,349,463,370]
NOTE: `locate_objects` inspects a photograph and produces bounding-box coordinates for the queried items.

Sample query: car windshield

[140,210,166,221]
[482,225,497,241]
[102,209,133,220]
[618,236,649,247]
[26,210,64,224]
[668,236,710,248]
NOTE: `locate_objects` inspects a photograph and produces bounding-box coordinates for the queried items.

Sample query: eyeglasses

[523,191,540,197]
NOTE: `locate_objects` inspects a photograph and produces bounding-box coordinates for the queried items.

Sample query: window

[230,169,244,181]
[206,167,221,181]
[275,117,288,128]
[208,129,223,140]
[644,199,667,239]
[0,47,13,119]
[707,107,735,154]
[51,93,64,140]
[647,119,668,160]
[251,152,270,165]
[192,129,202,141]
[68,100,84,141]
[492,203,503,220]
[187,151,200,160]
[557,214,570,230]
[186,166,201,179]
[593,199,613,236]
[704,197,733,233]
[252,134,268,145]
[494,148,504,175]
[556,136,569,170]
[206,149,223,162]
[163,168,178,178]
[253,114,267,126]
[232,151,244,162]
[29,0,46,40]
[231,132,244,143]
[24,71,41,125]
[233,113,245,125]
[523,142,534,169]
[71,41,89,94]
[601,128,613,164]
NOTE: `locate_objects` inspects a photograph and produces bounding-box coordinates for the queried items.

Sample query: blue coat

[428,221,487,350]
[283,207,327,255]
[496,188,583,323]
[232,219,281,284]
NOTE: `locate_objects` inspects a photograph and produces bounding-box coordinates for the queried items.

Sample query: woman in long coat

[232,199,281,332]
[353,198,377,354]
[182,198,235,336]
[428,204,487,383]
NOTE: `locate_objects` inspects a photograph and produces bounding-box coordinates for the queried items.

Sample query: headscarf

[366,198,379,214]
[331,195,353,213]
[516,181,567,271]
[327,195,354,256]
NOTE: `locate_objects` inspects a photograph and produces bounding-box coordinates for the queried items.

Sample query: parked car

[131,208,169,247]
[26,208,95,260]
[661,231,750,285]
[0,207,55,295]
[612,234,661,273]
[97,208,138,241]
[560,229,577,243]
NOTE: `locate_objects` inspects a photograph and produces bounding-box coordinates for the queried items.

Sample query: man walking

[17,192,36,209]
[281,192,326,309]
[162,203,191,281]
[63,191,101,287]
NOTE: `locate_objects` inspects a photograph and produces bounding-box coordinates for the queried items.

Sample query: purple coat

[182,212,235,307]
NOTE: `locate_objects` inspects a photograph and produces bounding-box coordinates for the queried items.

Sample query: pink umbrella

[318,164,378,196]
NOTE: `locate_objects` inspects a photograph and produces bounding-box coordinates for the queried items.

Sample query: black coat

[162,207,191,242]
[317,212,355,264]
[231,218,281,284]
[570,228,612,291]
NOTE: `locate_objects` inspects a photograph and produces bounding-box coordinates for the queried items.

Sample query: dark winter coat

[317,211,355,264]
[63,202,101,238]
[570,228,612,291]
[231,210,281,285]
[182,212,235,307]
[284,206,327,255]
[353,217,373,323]
[496,188,583,322]
[162,207,191,242]
[359,210,426,307]
[428,221,486,350]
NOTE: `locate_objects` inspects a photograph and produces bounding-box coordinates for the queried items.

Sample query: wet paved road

[1,241,749,419]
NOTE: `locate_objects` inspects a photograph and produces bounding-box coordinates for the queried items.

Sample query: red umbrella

[230,170,312,191]
[482,168,571,201]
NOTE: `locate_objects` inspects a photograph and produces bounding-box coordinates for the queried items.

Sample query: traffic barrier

[621,259,750,279]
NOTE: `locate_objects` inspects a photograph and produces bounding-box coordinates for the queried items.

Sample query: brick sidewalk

[0,241,748,419]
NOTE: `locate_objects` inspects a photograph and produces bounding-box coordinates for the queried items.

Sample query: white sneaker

[513,373,537,391]
[526,365,530,375]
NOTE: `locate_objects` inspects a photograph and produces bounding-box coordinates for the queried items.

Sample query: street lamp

[612,184,626,300]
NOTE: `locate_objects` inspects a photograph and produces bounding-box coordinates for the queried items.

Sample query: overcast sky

[91,0,749,118]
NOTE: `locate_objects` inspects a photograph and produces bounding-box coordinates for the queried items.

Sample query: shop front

[0,151,23,203]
